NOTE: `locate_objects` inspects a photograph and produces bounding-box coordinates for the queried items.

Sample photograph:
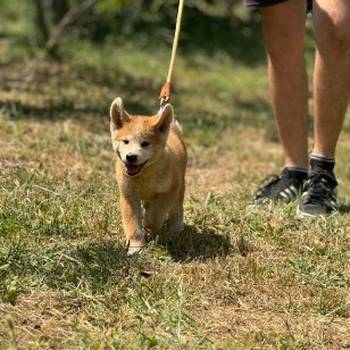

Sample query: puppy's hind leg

[144,195,171,236]
[168,187,185,234]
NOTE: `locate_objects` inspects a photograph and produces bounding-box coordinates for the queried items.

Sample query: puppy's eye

[122,139,129,144]
[141,141,150,148]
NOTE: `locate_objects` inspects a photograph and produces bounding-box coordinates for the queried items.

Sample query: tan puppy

[109,97,187,255]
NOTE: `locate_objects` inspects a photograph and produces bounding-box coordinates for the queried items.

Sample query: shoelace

[305,170,337,203]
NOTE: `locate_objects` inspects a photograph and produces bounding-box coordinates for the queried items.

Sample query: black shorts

[243,0,286,10]
[244,0,312,11]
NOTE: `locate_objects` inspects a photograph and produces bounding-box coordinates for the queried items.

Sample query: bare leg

[261,0,309,167]
[312,0,350,157]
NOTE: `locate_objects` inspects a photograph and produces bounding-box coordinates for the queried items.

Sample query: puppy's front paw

[127,246,144,256]
[127,239,145,256]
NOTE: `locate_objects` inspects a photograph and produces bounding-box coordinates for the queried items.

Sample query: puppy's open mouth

[125,161,147,176]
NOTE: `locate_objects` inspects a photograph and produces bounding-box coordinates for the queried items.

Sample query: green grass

[1,22,350,349]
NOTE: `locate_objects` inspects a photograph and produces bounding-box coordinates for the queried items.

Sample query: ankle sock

[310,154,335,172]
[285,166,308,181]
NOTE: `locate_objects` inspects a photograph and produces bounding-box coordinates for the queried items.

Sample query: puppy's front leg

[120,194,145,255]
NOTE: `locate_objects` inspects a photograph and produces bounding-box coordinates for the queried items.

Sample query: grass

[1,17,350,349]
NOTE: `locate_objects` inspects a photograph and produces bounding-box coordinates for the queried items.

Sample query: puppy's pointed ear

[110,97,130,131]
[154,104,174,133]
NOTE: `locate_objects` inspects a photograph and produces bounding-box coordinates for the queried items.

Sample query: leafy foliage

[0,0,255,58]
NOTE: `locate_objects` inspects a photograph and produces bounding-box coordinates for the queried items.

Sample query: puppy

[109,97,187,255]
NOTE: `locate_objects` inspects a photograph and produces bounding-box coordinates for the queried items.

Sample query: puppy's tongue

[126,164,141,176]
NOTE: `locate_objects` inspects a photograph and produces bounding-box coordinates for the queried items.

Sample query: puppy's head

[110,97,173,177]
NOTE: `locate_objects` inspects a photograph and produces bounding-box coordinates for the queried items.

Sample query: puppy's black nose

[126,154,137,163]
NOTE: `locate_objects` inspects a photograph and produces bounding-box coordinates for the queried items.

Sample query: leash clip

[159,82,171,111]
[159,96,170,112]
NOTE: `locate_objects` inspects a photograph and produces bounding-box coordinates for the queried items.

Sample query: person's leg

[298,0,350,216]
[261,0,308,168]
[312,0,350,157]
[252,0,309,204]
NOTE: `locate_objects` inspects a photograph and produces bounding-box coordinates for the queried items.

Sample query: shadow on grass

[40,229,231,291]
[0,97,151,124]
[157,224,232,262]
[1,94,271,124]
[4,228,234,296]
[0,64,155,122]
[42,240,131,291]
[1,90,273,141]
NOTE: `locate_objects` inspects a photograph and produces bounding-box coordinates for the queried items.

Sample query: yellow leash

[159,0,185,108]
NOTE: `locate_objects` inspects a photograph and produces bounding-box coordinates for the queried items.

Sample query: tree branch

[46,0,96,56]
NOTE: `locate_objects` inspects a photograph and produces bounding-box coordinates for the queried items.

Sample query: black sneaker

[298,168,338,217]
[253,168,307,204]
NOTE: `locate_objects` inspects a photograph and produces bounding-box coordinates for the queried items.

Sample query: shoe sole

[296,207,319,218]
[296,207,338,218]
